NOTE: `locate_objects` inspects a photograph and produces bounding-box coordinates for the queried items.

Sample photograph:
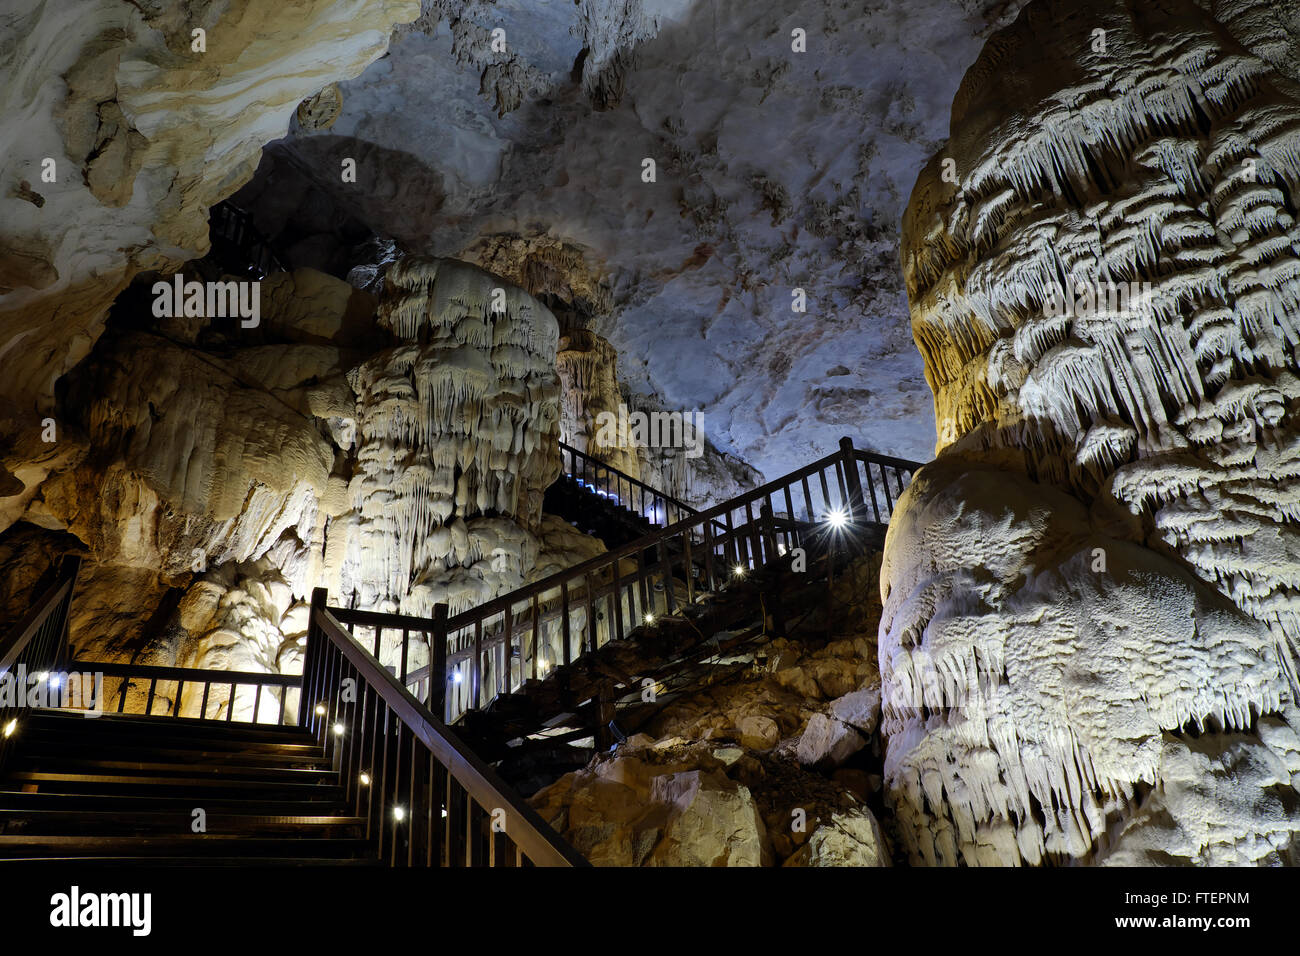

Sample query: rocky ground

[530,553,898,866]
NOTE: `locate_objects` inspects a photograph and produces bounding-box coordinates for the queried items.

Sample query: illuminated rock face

[341,257,562,615]
[885,0,1300,865]
[31,268,372,667]
[9,258,575,675]
[556,329,641,478]
[0,0,419,510]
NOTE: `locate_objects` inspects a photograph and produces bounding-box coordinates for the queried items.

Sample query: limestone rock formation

[531,563,892,868]
[9,267,372,662]
[557,329,640,477]
[886,0,1300,865]
[340,256,562,615]
[531,731,890,867]
[0,252,585,679]
[0,0,419,495]
[269,0,1029,484]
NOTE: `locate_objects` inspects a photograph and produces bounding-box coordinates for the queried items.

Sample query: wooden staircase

[326,437,919,795]
[0,436,921,867]
[0,559,587,867]
[0,711,369,865]
[544,474,654,547]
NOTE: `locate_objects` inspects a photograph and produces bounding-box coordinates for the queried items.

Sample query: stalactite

[887,0,1300,866]
[343,257,560,615]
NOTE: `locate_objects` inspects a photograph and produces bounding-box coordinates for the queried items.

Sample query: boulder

[784,809,890,867]
[829,684,881,736]
[796,713,866,769]
[737,714,780,750]
[647,770,770,867]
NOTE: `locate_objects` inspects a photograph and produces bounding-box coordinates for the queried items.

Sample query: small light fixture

[644,612,655,625]
[2,719,16,738]
[733,564,746,579]
[332,722,345,736]
[47,674,61,690]
[393,806,406,822]
[359,772,371,786]
[451,669,463,684]
[826,508,848,529]
[441,808,448,819]
[315,703,327,716]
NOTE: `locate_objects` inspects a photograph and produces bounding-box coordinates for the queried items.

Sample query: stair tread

[0,856,379,866]
[13,757,336,779]
[0,834,368,845]
[1,809,366,827]
[13,744,331,767]
[6,771,344,794]
[19,732,324,756]
[0,791,353,813]
[24,713,309,740]
[0,835,374,859]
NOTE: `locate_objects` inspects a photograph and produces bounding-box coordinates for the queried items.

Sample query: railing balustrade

[0,555,80,777]
[92,661,302,725]
[303,592,587,866]
[559,441,698,528]
[330,437,922,724]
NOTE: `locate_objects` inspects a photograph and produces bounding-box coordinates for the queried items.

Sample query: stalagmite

[342,257,562,615]
[886,0,1300,865]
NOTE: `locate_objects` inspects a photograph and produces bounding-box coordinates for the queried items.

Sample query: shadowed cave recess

[1,0,1299,872]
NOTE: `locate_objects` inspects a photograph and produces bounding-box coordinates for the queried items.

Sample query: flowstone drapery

[885,0,1300,865]
[557,329,641,477]
[341,257,562,616]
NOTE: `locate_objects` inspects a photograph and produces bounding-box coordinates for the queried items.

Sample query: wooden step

[0,834,374,859]
[0,808,366,837]
[13,741,333,769]
[0,855,380,866]
[0,790,355,816]
[11,755,338,784]
[23,710,313,743]
[18,722,322,756]
[5,771,345,800]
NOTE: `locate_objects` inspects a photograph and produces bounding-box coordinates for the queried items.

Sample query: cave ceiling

[264,0,1028,480]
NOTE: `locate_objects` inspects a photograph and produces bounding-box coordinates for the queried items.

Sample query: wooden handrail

[0,555,80,672]
[443,447,847,633]
[327,437,924,722]
[308,598,587,866]
[559,440,698,520]
[91,661,301,686]
[0,555,81,776]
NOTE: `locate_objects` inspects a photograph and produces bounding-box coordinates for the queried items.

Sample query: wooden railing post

[431,603,448,723]
[595,679,615,752]
[760,504,787,638]
[54,554,81,667]
[839,435,864,524]
[300,587,328,729]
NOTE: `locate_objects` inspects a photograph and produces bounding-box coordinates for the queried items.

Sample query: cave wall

[269,0,1031,484]
[0,0,420,521]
